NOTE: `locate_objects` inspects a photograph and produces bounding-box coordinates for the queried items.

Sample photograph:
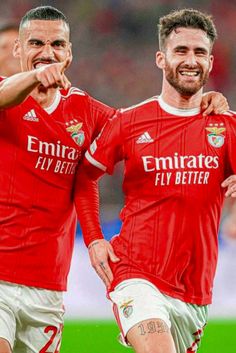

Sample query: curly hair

[158,8,217,51]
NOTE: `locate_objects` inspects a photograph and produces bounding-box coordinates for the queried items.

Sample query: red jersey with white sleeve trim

[85,96,236,305]
[0,78,114,291]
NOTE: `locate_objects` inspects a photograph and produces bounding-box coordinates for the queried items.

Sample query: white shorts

[109,279,208,353]
[0,280,64,353]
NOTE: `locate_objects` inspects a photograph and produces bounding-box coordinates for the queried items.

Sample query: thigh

[13,287,65,353]
[127,318,176,353]
[169,298,208,353]
[0,283,17,351]
[110,279,176,353]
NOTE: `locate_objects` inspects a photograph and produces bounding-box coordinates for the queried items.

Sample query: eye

[175,47,187,54]
[28,39,43,47]
[195,49,208,56]
[52,41,67,48]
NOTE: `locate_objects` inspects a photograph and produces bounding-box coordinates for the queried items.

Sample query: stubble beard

[165,61,210,96]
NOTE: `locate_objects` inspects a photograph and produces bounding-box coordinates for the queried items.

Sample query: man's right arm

[0,58,71,109]
[0,71,41,108]
[75,113,123,288]
[75,164,120,289]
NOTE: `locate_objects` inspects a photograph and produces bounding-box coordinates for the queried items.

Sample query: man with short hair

[0,5,118,353]
[77,8,236,353]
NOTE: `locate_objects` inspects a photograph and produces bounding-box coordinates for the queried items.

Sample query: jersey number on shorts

[39,324,63,353]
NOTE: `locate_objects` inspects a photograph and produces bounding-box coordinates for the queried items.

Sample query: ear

[208,55,214,74]
[13,39,21,58]
[68,42,73,61]
[156,51,166,69]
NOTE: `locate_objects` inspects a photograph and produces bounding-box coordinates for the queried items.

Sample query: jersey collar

[44,90,61,114]
[158,95,201,117]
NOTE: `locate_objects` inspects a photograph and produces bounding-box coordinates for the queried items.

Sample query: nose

[41,42,54,57]
[184,51,197,66]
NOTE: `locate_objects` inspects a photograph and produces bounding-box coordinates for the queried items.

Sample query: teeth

[180,71,198,76]
[34,63,50,69]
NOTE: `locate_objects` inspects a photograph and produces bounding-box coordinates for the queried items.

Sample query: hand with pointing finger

[35,57,71,90]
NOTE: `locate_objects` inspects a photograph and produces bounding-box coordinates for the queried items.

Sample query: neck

[31,86,58,109]
[160,80,203,109]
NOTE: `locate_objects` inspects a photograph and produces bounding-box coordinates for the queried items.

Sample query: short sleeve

[85,111,124,175]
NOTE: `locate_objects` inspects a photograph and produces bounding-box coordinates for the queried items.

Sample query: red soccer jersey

[0,80,114,291]
[85,96,236,305]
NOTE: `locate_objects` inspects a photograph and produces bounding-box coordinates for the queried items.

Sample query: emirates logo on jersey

[66,119,85,147]
[205,123,226,148]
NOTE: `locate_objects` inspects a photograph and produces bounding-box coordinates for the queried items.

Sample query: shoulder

[60,86,87,100]
[222,110,236,117]
[119,96,158,116]
[114,96,158,127]
[60,87,114,115]
[220,110,236,125]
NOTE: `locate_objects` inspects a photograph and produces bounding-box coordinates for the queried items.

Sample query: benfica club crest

[66,119,85,147]
[120,299,134,318]
[205,125,225,148]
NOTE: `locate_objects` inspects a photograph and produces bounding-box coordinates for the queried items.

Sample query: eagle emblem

[66,120,85,147]
[205,126,225,148]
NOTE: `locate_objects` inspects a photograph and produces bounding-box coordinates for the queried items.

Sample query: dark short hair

[19,5,69,30]
[158,8,217,51]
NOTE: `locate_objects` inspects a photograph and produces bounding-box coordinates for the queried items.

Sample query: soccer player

[0,23,21,76]
[0,5,231,353]
[0,6,118,353]
[76,8,236,353]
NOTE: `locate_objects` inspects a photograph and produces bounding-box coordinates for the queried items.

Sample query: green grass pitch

[61,319,236,353]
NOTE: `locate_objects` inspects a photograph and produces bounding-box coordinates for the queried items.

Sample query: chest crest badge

[66,119,85,147]
[205,124,226,148]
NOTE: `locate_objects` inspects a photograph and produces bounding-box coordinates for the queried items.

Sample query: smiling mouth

[179,70,199,77]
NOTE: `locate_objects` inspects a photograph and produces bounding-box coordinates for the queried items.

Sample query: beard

[165,60,210,96]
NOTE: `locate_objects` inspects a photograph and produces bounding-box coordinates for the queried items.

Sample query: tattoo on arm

[138,320,169,336]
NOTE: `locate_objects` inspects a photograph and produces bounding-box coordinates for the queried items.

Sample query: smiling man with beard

[157,11,214,99]
[76,8,236,353]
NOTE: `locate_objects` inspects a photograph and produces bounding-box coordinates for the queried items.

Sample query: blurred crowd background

[0,0,236,319]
